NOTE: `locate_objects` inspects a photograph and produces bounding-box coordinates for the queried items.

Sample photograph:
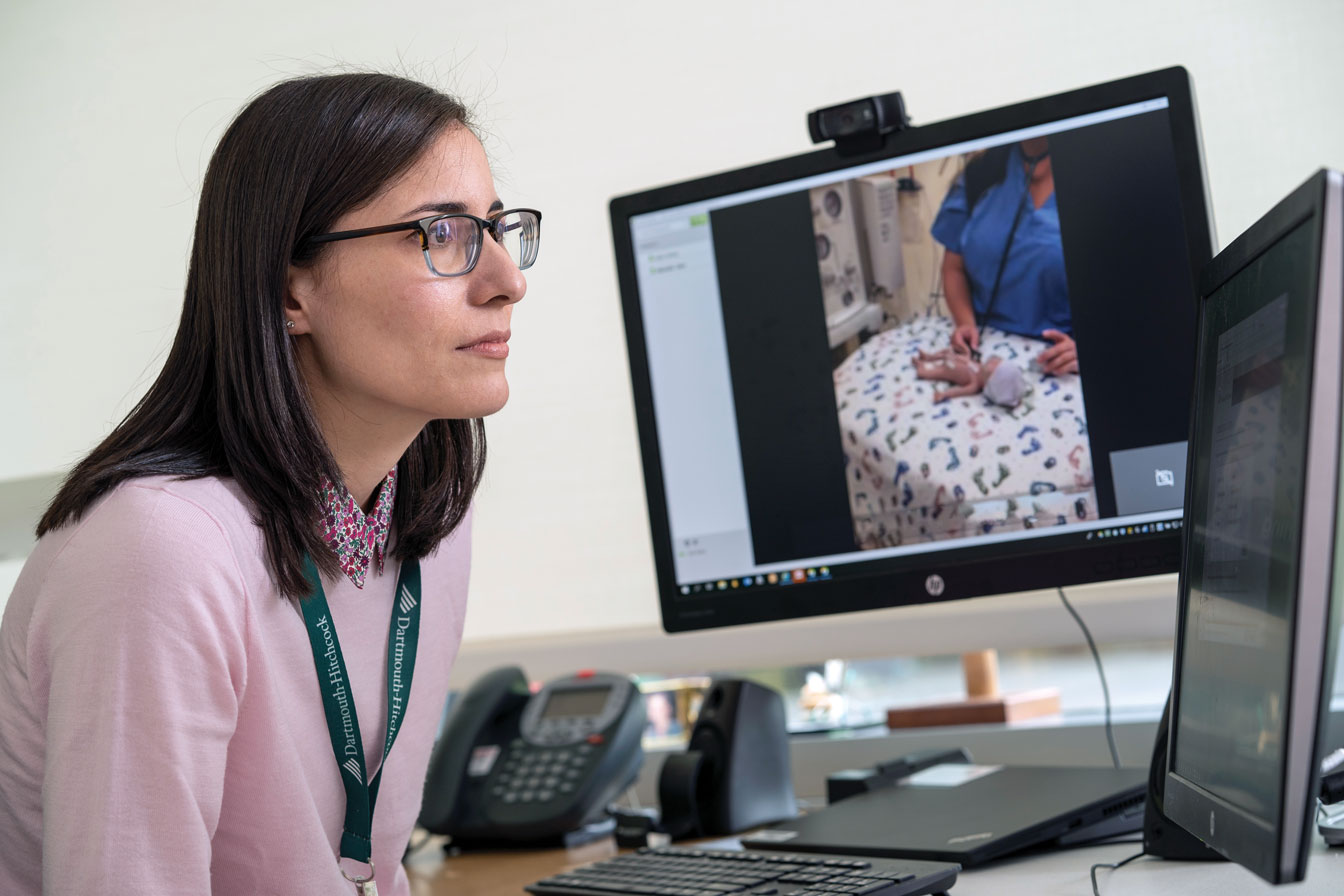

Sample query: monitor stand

[885,649,1061,728]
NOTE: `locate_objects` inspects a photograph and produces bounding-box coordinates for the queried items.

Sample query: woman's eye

[428,221,456,246]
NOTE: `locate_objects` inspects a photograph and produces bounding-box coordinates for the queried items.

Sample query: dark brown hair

[38,72,486,599]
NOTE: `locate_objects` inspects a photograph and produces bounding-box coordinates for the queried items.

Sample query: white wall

[3,0,1342,666]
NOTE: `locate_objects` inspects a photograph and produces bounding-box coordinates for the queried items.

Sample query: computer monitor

[609,67,1214,633]
[1165,169,1343,884]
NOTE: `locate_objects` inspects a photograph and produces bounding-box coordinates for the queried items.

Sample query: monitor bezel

[609,67,1215,634]
[1164,169,1343,884]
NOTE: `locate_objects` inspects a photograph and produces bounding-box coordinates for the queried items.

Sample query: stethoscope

[970,147,1050,361]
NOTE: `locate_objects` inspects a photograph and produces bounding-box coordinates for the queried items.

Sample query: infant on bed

[913,348,1029,408]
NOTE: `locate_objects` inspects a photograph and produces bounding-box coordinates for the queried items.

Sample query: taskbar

[678,565,834,596]
[1087,516,1183,540]
[675,516,1183,596]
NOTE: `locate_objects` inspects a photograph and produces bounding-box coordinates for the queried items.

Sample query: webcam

[807,91,911,156]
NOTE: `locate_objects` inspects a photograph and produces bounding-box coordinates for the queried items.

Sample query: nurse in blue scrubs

[932,137,1078,375]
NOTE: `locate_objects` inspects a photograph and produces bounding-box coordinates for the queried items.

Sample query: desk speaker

[659,678,797,837]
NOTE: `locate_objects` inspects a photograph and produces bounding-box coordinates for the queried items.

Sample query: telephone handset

[419,666,646,847]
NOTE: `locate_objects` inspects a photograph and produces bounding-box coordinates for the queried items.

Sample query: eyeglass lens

[424,210,540,277]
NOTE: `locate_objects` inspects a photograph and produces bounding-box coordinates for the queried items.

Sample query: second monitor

[1166,168,1344,884]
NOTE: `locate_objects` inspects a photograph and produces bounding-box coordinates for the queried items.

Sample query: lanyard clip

[341,858,377,896]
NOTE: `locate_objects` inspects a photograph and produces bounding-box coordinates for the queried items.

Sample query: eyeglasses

[304,208,541,277]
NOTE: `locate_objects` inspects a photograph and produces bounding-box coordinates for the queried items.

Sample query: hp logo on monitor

[925,574,946,597]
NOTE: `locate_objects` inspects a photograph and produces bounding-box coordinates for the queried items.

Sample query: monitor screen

[1166,169,1343,884]
[610,68,1214,632]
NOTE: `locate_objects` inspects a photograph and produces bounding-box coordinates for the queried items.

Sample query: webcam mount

[807,91,911,156]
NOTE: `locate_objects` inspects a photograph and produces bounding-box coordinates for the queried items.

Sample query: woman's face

[288,125,527,431]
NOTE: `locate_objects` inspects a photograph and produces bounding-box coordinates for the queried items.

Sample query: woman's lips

[458,331,510,359]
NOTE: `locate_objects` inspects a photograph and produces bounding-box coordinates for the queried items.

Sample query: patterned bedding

[835,315,1097,548]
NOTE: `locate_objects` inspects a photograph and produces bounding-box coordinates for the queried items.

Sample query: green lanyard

[300,554,422,868]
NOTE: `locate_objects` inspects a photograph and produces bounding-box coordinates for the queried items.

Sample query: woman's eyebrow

[403,199,506,218]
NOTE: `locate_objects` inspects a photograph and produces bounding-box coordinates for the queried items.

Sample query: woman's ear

[285,263,318,335]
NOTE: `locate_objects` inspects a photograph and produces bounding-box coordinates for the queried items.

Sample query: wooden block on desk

[886,687,1061,728]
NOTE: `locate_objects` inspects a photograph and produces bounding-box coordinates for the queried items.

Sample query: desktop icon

[819,566,830,577]
[680,585,690,595]
[756,575,765,585]
[1155,468,1176,487]
[806,568,817,579]
[717,580,728,590]
[791,569,806,583]
[767,572,779,585]
[742,577,752,587]
[730,579,740,588]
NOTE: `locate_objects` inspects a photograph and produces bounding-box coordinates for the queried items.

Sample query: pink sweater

[0,476,471,894]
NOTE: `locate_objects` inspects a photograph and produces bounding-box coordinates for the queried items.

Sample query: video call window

[699,103,1194,570]
[817,137,1095,552]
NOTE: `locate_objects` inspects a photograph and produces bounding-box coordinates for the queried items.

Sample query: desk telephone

[419,666,646,847]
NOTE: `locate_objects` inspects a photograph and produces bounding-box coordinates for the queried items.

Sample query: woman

[0,73,537,895]
[932,136,1078,375]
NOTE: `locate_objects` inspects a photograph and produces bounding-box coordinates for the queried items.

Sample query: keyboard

[524,846,960,896]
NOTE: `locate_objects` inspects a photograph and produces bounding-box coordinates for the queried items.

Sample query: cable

[1089,848,1145,895]
[1057,586,1121,770]
[1061,579,1138,892]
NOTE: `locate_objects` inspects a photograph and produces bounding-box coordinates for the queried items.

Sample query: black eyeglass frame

[302,207,542,277]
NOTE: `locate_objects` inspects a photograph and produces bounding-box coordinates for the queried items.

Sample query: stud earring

[286,320,296,330]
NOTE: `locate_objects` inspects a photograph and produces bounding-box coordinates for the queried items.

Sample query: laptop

[741,763,1146,866]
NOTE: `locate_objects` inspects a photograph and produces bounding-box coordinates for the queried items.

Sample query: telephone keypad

[492,743,596,805]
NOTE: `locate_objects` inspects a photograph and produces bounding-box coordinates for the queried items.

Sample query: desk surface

[404,835,1344,896]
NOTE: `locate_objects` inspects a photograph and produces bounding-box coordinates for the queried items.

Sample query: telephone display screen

[540,686,610,719]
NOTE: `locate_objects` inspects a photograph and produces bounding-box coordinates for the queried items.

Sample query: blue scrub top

[931,145,1072,338]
